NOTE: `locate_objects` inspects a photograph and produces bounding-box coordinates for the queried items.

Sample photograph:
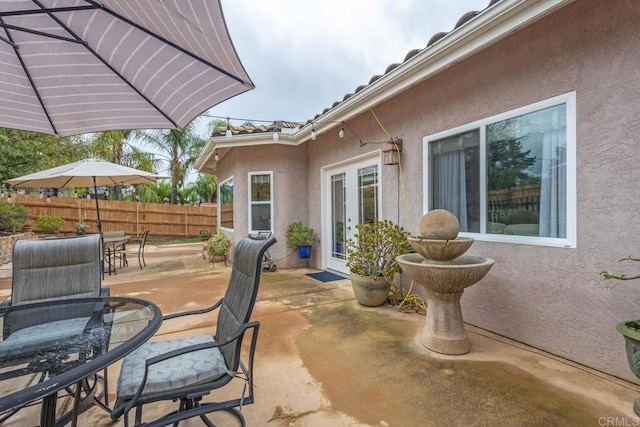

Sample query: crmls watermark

[599,417,640,426]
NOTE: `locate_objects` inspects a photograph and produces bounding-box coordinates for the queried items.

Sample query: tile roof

[212,0,500,138]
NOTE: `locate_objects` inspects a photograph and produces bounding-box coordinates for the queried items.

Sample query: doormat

[306,271,346,282]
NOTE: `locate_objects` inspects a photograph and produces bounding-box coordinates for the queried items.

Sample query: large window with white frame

[248,171,273,232]
[218,176,234,230]
[424,92,576,247]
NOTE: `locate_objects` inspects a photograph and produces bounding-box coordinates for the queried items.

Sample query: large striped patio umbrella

[0,0,254,137]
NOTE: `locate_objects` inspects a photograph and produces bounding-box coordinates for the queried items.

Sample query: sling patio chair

[126,230,150,269]
[111,235,276,427]
[0,234,111,424]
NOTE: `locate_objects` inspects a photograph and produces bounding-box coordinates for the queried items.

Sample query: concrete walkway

[1,242,639,426]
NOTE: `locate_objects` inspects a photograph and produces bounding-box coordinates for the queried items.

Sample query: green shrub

[0,201,29,232]
[346,219,412,280]
[205,231,232,259]
[36,215,65,233]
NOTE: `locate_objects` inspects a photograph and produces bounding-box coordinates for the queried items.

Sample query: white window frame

[218,176,234,232]
[247,171,273,234]
[423,91,577,248]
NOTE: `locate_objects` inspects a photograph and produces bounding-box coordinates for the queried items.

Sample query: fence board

[10,194,217,237]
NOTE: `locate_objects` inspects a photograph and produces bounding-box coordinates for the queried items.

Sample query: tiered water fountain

[396,210,494,355]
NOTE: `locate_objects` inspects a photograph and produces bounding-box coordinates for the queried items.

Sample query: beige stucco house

[196,0,640,383]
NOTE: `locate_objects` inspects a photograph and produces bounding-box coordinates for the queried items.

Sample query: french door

[324,157,380,274]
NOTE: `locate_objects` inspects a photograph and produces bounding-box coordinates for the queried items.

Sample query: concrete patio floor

[1,242,639,426]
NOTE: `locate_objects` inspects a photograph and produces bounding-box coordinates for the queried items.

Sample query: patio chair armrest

[162,298,223,321]
[0,297,11,309]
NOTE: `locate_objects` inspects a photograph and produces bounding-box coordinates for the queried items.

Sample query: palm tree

[135,122,206,204]
[86,130,159,200]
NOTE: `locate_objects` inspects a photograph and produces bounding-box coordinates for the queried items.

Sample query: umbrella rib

[83,0,252,87]
[0,5,99,18]
[0,23,85,44]
[31,0,179,129]
[0,15,58,135]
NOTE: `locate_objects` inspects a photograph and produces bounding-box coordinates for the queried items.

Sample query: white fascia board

[195,134,298,171]
[300,0,573,142]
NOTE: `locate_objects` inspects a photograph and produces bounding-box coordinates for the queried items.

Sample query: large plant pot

[349,272,391,307]
[616,321,640,415]
[298,245,312,259]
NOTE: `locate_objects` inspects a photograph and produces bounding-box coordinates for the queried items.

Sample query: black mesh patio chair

[111,235,276,427]
[0,234,110,424]
[127,230,150,269]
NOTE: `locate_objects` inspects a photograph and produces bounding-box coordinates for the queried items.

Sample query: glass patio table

[0,296,162,426]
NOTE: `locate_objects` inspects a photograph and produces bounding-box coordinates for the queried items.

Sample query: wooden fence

[9,194,217,237]
[487,183,540,224]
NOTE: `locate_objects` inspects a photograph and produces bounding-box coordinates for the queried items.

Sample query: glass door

[325,158,379,274]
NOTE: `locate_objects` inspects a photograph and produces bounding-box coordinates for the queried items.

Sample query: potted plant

[335,221,345,254]
[76,219,89,235]
[346,218,411,307]
[285,221,319,259]
[205,231,232,266]
[602,257,640,415]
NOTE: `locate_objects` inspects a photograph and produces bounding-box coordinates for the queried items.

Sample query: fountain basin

[407,236,474,261]
[396,253,494,293]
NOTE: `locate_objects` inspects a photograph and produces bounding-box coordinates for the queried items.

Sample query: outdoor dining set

[0,233,276,426]
[0,0,263,424]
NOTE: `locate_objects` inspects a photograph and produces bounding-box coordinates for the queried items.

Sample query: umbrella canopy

[4,158,164,232]
[4,158,162,188]
[0,0,254,137]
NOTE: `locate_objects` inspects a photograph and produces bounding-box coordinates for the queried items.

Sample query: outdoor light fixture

[382,138,403,165]
[339,127,345,138]
[214,149,219,161]
[311,124,317,140]
[225,117,232,140]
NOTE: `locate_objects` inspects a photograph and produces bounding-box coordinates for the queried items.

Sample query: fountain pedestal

[424,290,469,354]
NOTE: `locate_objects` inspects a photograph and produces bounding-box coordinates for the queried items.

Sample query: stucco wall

[308,0,640,382]
[215,143,309,268]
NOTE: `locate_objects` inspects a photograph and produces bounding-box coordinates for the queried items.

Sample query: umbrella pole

[93,177,102,233]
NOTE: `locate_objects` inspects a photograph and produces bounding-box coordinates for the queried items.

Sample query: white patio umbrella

[4,158,164,232]
[0,0,254,137]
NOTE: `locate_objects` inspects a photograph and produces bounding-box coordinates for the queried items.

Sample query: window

[424,92,576,247]
[219,177,234,230]
[248,172,272,232]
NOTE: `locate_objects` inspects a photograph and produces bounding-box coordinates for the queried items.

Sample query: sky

[188,0,489,180]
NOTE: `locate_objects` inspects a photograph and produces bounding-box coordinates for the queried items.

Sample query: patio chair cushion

[117,334,227,398]
[0,317,91,359]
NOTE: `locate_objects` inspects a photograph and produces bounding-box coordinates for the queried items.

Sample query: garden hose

[388,280,427,314]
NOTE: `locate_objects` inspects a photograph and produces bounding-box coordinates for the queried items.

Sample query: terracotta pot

[349,272,390,307]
